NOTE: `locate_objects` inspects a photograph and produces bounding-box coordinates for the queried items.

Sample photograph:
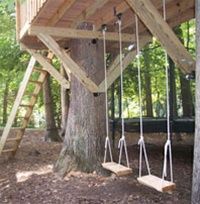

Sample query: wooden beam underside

[124,0,195,73]
[29,26,136,42]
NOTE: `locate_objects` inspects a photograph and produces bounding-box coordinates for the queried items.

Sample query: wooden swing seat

[137,175,176,192]
[102,162,132,176]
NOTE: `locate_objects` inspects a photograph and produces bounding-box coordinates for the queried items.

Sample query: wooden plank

[29,26,135,43]
[102,162,132,176]
[137,175,176,193]
[37,34,99,93]
[23,45,70,90]
[2,149,15,153]
[124,0,195,73]
[0,57,36,155]
[48,0,76,26]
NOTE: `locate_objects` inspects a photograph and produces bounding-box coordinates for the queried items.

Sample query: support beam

[98,35,152,92]
[22,45,70,90]
[29,26,135,43]
[37,33,99,93]
[124,0,195,73]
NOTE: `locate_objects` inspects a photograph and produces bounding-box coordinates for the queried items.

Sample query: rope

[117,17,130,168]
[161,0,173,182]
[135,15,151,177]
[102,26,113,163]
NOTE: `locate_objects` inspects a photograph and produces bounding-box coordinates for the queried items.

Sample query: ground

[0,130,193,204]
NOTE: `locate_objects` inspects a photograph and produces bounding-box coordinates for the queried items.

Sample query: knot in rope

[138,136,144,145]
[163,139,171,177]
[118,135,125,149]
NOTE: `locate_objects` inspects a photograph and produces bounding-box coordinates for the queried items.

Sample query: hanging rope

[102,25,113,163]
[161,0,173,182]
[135,15,151,177]
[116,14,130,168]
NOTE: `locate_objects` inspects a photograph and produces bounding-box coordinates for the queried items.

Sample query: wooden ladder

[0,52,53,157]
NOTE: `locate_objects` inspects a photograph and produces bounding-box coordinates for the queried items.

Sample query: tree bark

[192,1,200,203]
[143,45,153,117]
[43,73,61,142]
[179,72,194,117]
[54,23,105,177]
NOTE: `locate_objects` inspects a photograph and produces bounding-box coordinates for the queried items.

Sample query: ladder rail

[0,57,36,154]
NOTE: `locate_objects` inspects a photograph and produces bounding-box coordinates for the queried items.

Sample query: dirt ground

[0,130,193,204]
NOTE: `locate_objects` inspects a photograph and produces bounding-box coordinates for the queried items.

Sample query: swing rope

[162,0,173,182]
[102,25,113,163]
[135,15,151,177]
[116,15,130,168]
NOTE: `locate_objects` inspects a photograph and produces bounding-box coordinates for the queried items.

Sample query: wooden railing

[16,0,48,40]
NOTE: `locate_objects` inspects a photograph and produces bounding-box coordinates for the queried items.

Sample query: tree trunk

[54,23,105,177]
[179,72,194,117]
[175,26,194,117]
[60,66,70,137]
[192,1,200,202]
[168,57,178,118]
[143,46,153,117]
[43,73,61,142]
[2,80,9,125]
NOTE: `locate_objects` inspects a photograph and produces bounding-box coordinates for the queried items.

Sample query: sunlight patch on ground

[16,165,53,183]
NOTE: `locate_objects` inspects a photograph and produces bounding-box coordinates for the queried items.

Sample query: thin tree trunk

[2,81,9,125]
[43,73,61,142]
[168,57,178,118]
[143,45,153,117]
[54,23,105,177]
[175,26,194,117]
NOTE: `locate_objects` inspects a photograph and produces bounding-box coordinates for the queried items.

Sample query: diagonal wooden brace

[37,33,99,93]
[22,44,70,90]
[125,0,195,74]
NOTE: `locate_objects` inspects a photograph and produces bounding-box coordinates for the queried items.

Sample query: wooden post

[192,0,200,203]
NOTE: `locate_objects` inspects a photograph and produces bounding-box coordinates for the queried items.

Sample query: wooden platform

[137,175,176,193]
[102,162,132,176]
[17,0,195,53]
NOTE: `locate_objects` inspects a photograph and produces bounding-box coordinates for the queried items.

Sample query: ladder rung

[2,149,15,153]
[19,104,33,108]
[17,116,29,120]
[6,137,21,142]
[29,80,43,86]
[33,67,47,74]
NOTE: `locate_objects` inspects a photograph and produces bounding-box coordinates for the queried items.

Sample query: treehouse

[0,0,198,196]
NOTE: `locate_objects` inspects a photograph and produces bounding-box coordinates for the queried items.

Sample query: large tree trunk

[43,73,61,142]
[54,23,105,177]
[192,1,200,202]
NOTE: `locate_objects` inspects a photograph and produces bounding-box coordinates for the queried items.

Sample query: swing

[135,1,176,192]
[101,16,132,176]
